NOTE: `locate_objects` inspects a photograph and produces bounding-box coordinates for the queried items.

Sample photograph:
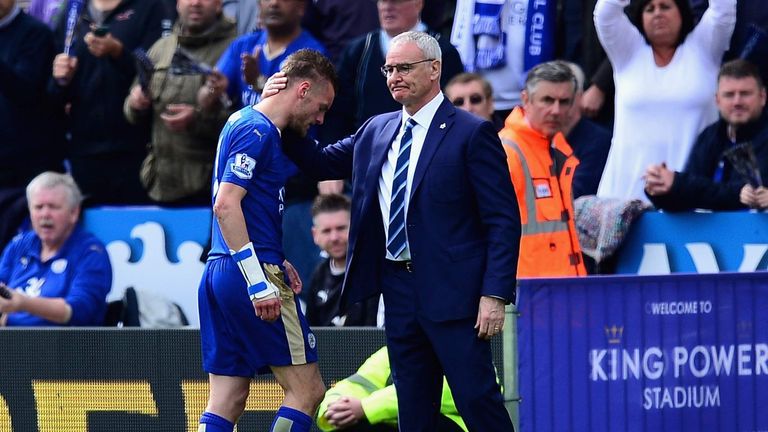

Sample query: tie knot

[405,118,417,131]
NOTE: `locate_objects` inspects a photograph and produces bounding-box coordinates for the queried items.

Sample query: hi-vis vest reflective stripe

[502,138,569,235]
[501,137,586,277]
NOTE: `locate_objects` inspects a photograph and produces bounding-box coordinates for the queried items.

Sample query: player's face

[178,0,221,34]
[312,210,349,260]
[385,41,440,111]
[289,81,335,136]
[522,81,575,139]
[716,76,767,127]
[29,186,80,251]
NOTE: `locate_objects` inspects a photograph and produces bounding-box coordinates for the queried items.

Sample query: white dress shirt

[378,92,445,260]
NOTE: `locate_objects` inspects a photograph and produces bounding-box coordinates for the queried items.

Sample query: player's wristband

[230,243,278,301]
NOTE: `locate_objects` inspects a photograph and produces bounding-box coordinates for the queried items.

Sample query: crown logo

[604,325,624,344]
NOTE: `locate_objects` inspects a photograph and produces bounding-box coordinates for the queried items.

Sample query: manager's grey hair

[524,60,578,97]
[26,172,83,209]
[390,31,442,61]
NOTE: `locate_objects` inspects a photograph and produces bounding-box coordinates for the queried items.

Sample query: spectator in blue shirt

[204,0,327,110]
[0,172,112,326]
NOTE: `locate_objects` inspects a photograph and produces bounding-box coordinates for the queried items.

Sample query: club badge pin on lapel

[439,123,446,129]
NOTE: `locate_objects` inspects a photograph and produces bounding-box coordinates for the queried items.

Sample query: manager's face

[385,41,439,111]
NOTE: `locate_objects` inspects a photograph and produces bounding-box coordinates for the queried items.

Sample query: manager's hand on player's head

[261,71,287,99]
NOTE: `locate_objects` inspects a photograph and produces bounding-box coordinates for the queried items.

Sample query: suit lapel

[363,114,402,207]
[410,99,455,199]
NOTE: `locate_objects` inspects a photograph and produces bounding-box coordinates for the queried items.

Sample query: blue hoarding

[615,212,768,274]
[517,272,768,432]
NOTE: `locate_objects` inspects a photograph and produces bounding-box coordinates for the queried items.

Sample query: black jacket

[648,111,768,211]
[0,11,64,187]
[305,259,379,327]
[319,28,465,143]
[51,0,170,157]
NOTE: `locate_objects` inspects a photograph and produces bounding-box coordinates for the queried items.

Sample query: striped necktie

[386,118,417,259]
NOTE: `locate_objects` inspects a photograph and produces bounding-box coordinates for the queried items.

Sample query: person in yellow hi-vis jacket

[317,346,467,431]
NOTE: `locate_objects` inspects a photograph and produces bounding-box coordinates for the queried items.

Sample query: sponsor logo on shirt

[25,277,44,297]
[232,153,256,180]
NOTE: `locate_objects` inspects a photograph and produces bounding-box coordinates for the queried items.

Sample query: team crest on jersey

[232,153,256,179]
[51,259,68,274]
[307,332,316,349]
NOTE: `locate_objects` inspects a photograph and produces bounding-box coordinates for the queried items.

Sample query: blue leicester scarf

[472,0,505,70]
[523,0,556,72]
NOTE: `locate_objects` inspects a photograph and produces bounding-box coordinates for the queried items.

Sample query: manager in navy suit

[283,32,520,431]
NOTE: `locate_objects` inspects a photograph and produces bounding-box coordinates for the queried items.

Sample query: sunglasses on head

[452,94,484,106]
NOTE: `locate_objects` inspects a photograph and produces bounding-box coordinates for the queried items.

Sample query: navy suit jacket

[284,98,521,321]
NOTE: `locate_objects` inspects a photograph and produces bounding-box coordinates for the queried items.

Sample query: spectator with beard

[124,0,237,205]
[645,59,768,211]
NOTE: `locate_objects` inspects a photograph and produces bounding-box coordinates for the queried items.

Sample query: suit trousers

[380,260,514,431]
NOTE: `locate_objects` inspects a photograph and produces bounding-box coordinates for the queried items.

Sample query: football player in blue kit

[197,49,337,432]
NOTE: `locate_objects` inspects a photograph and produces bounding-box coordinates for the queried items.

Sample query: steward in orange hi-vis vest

[499,107,586,277]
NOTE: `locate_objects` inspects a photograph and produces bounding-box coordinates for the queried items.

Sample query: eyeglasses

[451,94,485,106]
[380,59,435,77]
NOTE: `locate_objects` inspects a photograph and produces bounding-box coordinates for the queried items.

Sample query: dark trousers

[380,261,514,432]
[346,414,464,431]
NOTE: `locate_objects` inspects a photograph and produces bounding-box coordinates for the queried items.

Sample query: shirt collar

[29,225,83,262]
[402,92,445,130]
[0,5,21,29]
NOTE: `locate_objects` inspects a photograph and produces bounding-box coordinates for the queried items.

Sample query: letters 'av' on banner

[517,272,768,432]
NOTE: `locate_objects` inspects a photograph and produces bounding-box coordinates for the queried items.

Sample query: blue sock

[198,411,235,432]
[269,406,312,432]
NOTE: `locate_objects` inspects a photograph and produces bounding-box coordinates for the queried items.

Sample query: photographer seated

[317,346,466,432]
[0,172,112,326]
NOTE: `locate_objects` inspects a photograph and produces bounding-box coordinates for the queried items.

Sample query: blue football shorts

[198,257,318,377]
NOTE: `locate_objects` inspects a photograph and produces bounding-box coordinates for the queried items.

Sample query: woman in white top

[594,0,736,202]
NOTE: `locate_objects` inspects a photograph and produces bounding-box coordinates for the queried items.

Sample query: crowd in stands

[2,0,768,329]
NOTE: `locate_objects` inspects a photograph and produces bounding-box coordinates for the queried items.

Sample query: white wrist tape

[230,242,278,301]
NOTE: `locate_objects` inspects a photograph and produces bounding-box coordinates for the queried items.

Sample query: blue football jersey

[208,106,298,265]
